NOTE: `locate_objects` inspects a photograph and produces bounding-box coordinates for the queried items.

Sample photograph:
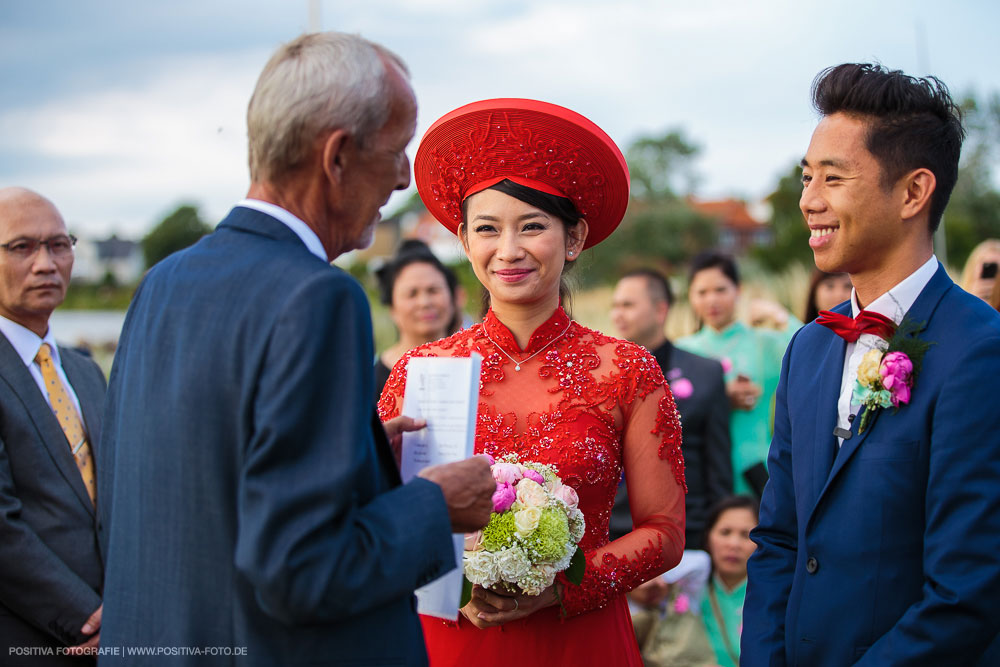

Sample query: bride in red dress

[378,99,686,666]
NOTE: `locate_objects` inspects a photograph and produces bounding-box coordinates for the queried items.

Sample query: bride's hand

[460,584,559,629]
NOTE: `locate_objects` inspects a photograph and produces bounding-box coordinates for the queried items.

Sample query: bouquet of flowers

[462,455,586,600]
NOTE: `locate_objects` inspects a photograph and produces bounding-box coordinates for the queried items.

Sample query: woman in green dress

[677,252,789,496]
[700,496,759,667]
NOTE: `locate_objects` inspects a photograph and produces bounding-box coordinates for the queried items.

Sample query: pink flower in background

[671,377,694,400]
[673,593,691,614]
[492,482,516,513]
[522,468,545,485]
[492,462,523,485]
[880,351,914,406]
[721,357,733,374]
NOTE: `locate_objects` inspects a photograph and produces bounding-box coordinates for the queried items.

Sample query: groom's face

[799,112,905,276]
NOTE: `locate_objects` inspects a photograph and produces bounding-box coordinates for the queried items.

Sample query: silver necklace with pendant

[483,321,573,371]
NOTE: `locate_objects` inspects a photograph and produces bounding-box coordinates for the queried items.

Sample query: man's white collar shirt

[236,199,329,263]
[836,255,939,445]
[0,315,84,419]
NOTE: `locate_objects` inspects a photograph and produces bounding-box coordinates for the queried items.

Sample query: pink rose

[464,530,484,551]
[880,352,914,406]
[492,462,523,485]
[492,482,516,513]
[522,468,545,485]
[671,377,694,400]
[554,483,579,509]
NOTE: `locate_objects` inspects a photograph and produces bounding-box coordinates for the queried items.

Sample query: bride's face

[460,188,586,311]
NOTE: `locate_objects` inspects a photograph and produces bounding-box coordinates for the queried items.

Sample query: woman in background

[959,239,1000,302]
[803,268,853,322]
[373,240,459,399]
[677,252,786,497]
[699,496,758,667]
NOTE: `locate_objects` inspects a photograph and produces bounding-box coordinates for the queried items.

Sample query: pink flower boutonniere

[854,318,932,433]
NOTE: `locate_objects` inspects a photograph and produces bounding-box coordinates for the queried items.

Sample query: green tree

[579,129,717,285]
[752,162,811,271]
[943,92,1000,266]
[143,204,213,269]
[625,130,700,201]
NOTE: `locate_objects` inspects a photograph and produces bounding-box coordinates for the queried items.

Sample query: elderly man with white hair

[98,32,494,666]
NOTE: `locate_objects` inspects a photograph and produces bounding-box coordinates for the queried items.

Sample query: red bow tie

[816,309,897,343]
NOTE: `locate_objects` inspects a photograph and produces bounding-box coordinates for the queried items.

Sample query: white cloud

[0,50,268,236]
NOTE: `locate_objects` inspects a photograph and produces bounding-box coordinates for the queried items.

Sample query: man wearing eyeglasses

[0,187,106,663]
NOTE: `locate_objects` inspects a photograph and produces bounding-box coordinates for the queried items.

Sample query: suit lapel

[0,336,95,514]
[808,331,847,510]
[811,263,951,512]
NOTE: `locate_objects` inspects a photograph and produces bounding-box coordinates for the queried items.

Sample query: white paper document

[400,353,481,620]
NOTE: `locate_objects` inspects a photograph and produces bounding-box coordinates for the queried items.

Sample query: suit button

[806,557,819,574]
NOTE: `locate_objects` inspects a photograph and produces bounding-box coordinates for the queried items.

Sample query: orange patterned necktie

[35,343,96,506]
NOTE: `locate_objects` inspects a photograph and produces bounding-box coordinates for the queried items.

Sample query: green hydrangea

[522,507,570,561]
[482,511,517,551]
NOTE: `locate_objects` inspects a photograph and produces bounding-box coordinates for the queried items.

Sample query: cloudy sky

[1,0,998,238]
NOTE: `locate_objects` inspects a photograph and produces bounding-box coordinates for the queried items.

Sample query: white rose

[464,550,499,587]
[514,506,542,536]
[496,546,531,582]
[516,479,549,508]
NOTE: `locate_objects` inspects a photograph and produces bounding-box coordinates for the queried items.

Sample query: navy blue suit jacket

[98,207,455,665]
[742,264,1000,666]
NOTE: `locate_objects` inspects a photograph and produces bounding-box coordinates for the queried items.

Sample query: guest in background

[610,268,731,548]
[678,252,787,497]
[0,187,106,662]
[700,496,758,667]
[748,297,801,335]
[373,240,459,399]
[959,238,1000,302]
[803,268,853,322]
[626,496,757,667]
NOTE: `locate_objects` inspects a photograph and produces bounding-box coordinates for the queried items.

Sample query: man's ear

[900,167,936,222]
[321,129,352,185]
[655,299,669,323]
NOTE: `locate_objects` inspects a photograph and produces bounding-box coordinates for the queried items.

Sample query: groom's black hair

[811,63,965,233]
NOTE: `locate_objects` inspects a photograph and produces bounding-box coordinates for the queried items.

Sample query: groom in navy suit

[742,64,1000,665]
[98,33,494,665]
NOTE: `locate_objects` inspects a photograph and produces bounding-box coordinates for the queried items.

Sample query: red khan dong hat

[414,99,630,249]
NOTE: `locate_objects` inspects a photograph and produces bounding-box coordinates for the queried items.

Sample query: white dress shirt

[835,255,939,445]
[0,315,84,419]
[236,198,329,263]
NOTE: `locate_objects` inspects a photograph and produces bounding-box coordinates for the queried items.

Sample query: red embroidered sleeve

[555,341,686,617]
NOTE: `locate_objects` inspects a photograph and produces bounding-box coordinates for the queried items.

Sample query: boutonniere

[853,319,933,433]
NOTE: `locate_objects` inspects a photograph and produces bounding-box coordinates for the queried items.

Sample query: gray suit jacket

[0,334,106,664]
